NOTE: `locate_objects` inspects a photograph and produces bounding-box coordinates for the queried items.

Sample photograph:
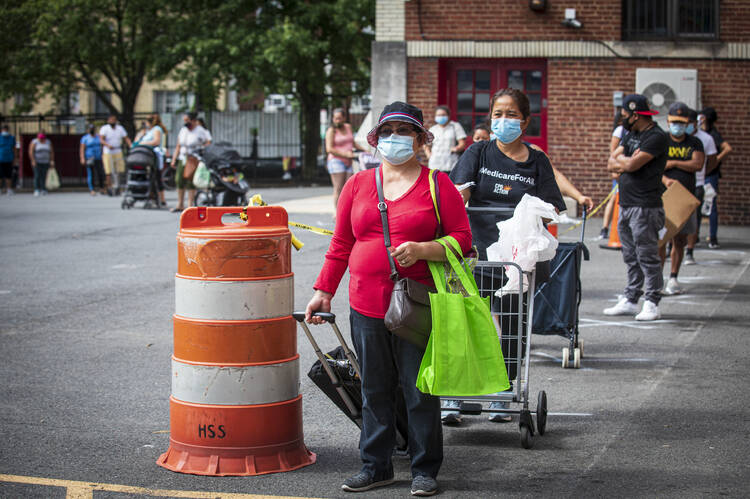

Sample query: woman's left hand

[390,241,423,268]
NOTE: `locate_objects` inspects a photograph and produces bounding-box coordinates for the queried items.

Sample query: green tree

[0,0,188,133]
[237,0,374,178]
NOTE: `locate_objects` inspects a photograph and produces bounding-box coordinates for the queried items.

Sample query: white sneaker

[662,277,683,296]
[603,296,639,316]
[34,190,40,197]
[635,301,661,321]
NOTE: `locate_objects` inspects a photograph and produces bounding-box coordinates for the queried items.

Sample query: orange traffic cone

[600,191,622,250]
[157,206,316,476]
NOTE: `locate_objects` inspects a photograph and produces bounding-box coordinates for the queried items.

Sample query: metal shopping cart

[532,208,590,369]
[446,206,547,449]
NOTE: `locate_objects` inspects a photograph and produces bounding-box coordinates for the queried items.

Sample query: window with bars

[154,91,195,114]
[622,0,719,41]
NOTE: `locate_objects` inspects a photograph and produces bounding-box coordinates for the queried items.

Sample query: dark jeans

[349,308,442,480]
[705,174,719,241]
[694,185,704,238]
[87,159,105,191]
[34,163,49,191]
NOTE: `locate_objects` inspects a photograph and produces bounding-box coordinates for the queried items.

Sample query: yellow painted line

[0,474,319,499]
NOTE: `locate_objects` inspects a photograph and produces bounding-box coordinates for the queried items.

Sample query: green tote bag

[416,237,510,396]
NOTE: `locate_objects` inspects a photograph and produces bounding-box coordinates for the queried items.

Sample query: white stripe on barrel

[174,276,293,320]
[171,357,300,405]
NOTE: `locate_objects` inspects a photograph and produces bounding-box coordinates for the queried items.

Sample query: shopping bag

[45,167,60,190]
[416,237,510,396]
[192,162,210,189]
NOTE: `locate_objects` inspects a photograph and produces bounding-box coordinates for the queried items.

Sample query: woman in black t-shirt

[448,88,565,424]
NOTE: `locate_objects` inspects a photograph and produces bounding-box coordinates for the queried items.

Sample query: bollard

[600,191,622,250]
[157,205,315,476]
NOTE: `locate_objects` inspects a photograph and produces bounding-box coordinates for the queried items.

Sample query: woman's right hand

[305,290,333,324]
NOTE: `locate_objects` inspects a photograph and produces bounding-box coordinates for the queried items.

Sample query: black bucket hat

[367,101,434,148]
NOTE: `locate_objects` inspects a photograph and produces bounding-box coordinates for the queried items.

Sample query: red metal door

[442,59,548,151]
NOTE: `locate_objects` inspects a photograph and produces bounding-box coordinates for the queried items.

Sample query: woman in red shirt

[305,102,471,496]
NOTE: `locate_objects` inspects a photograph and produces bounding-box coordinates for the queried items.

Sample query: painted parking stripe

[0,473,316,498]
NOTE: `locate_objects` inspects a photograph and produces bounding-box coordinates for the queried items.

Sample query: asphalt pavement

[0,188,748,498]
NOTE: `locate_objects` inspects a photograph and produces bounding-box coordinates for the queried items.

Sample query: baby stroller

[193,143,250,207]
[121,145,161,209]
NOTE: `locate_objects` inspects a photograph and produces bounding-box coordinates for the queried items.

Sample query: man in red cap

[604,94,668,321]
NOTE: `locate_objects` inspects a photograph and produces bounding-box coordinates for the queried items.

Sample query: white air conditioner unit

[635,68,699,130]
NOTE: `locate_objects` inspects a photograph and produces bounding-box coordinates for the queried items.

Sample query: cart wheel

[536,391,548,436]
[578,339,584,358]
[573,348,581,369]
[520,424,534,449]
[561,347,570,368]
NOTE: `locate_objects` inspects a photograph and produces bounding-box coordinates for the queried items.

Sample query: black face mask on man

[622,112,637,131]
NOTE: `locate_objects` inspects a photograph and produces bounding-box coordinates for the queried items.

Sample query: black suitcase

[294,312,409,451]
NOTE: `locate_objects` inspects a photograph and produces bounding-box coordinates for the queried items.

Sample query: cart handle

[292,311,336,323]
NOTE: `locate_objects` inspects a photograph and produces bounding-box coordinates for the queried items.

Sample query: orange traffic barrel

[547,223,558,238]
[157,205,316,476]
[600,191,622,250]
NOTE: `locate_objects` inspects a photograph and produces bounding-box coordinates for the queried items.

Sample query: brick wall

[405,0,621,41]
[547,58,750,225]
[404,0,749,43]
[405,56,750,224]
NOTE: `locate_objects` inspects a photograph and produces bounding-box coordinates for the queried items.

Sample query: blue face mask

[377,134,415,165]
[435,115,448,126]
[669,122,686,137]
[491,118,523,144]
[686,123,695,135]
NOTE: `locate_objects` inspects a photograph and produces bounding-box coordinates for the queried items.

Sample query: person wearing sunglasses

[305,102,472,496]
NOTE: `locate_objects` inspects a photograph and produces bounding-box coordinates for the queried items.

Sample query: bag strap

[375,167,400,281]
[434,237,480,296]
[428,169,442,237]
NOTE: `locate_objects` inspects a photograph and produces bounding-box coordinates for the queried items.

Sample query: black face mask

[622,113,637,131]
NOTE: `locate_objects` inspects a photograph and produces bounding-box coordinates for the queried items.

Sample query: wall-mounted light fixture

[562,8,583,29]
[529,0,546,12]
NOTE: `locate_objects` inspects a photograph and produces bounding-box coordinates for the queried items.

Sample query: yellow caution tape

[558,184,618,235]
[239,194,334,250]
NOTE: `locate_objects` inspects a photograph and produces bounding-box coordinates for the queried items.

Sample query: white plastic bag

[192,161,210,189]
[45,167,60,190]
[486,194,559,296]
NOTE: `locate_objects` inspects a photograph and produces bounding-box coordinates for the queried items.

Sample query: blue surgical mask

[491,118,523,144]
[686,123,695,135]
[435,115,448,126]
[377,134,415,165]
[669,122,686,137]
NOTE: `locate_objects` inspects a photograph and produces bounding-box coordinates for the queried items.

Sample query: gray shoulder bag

[376,167,440,350]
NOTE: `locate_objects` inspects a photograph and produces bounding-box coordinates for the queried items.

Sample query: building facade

[372,0,750,224]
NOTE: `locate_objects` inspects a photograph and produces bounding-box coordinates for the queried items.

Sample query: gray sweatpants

[618,206,665,305]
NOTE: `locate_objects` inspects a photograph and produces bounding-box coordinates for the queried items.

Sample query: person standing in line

[325,109,366,215]
[136,114,168,207]
[170,113,193,212]
[0,125,17,195]
[659,103,704,296]
[99,115,131,196]
[450,89,566,424]
[80,124,105,196]
[423,106,466,173]
[29,133,54,197]
[684,109,717,265]
[599,110,624,240]
[603,94,668,321]
[699,107,732,249]
[179,112,212,210]
[471,124,491,143]
[306,102,471,497]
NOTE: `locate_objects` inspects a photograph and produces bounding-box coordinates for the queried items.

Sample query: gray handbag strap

[375,166,400,281]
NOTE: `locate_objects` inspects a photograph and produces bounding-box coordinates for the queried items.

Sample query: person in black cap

[659,102,704,295]
[305,101,473,496]
[699,107,733,248]
[604,93,668,321]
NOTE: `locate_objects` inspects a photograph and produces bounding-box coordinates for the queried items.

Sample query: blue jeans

[34,163,49,191]
[349,308,443,480]
[705,174,719,241]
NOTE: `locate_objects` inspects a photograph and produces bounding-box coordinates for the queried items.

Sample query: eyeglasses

[378,125,417,137]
